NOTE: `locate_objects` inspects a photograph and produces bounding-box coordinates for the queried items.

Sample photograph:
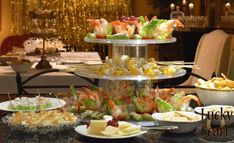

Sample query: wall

[133,0,202,17]
[133,0,154,17]
[0,0,12,48]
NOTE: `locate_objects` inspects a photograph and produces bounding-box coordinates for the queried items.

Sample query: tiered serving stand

[70,37,186,94]
[29,10,57,69]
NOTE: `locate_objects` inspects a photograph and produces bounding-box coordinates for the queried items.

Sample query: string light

[11,0,132,51]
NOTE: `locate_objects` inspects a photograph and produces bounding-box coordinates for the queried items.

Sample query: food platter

[0,97,66,112]
[73,68,186,80]
[152,111,203,133]
[2,110,79,134]
[75,124,147,139]
[84,37,177,45]
[68,65,186,81]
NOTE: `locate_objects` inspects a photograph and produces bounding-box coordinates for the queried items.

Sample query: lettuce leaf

[104,23,113,35]
[139,19,168,37]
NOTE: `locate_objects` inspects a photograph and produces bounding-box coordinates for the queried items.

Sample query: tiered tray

[70,37,186,81]
[68,64,186,81]
[84,37,177,45]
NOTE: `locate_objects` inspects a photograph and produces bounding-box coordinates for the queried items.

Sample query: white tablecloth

[0,52,102,94]
[0,64,96,94]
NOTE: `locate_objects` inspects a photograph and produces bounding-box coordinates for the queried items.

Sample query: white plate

[75,124,147,139]
[0,97,66,112]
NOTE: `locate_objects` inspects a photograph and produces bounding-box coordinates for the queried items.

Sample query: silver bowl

[152,111,203,133]
[195,85,234,106]
[2,114,80,134]
[10,62,33,73]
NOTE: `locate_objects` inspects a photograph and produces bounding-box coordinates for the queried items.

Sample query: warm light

[182,0,187,5]
[225,2,231,9]
[29,0,33,10]
[189,3,194,10]
[170,3,175,11]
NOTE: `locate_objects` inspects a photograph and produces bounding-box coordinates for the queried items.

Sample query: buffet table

[0,120,234,143]
[0,65,97,94]
[0,52,102,95]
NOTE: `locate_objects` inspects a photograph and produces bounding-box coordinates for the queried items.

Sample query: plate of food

[75,119,147,139]
[67,86,201,122]
[0,96,66,112]
[2,110,79,134]
[194,74,234,105]
[152,111,203,133]
[85,16,183,41]
[68,56,188,80]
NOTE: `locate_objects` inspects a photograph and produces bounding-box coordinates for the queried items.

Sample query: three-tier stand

[70,37,186,94]
[29,10,57,69]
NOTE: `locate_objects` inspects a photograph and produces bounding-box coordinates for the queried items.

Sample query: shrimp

[87,18,109,38]
[76,91,89,112]
[112,20,135,37]
[82,87,99,100]
[107,99,128,120]
[155,19,184,38]
[76,87,101,112]
[158,88,175,102]
[133,97,156,114]
[175,94,201,111]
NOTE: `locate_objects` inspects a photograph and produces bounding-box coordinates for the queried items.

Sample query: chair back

[186,29,232,84]
[0,35,30,55]
[227,35,234,80]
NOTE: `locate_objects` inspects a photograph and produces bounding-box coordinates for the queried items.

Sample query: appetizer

[99,55,179,77]
[69,85,200,121]
[8,110,78,129]
[155,111,202,122]
[87,119,141,137]
[195,74,234,90]
[8,96,52,111]
[87,16,184,40]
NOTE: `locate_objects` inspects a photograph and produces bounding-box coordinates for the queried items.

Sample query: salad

[87,16,184,40]
[8,96,52,111]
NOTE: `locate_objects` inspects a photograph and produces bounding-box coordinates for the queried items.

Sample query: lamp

[170,3,175,11]
[189,3,194,16]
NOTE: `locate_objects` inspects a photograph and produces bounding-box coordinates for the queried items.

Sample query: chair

[158,29,232,92]
[227,35,234,80]
[0,35,31,55]
[16,69,98,97]
[184,29,232,85]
